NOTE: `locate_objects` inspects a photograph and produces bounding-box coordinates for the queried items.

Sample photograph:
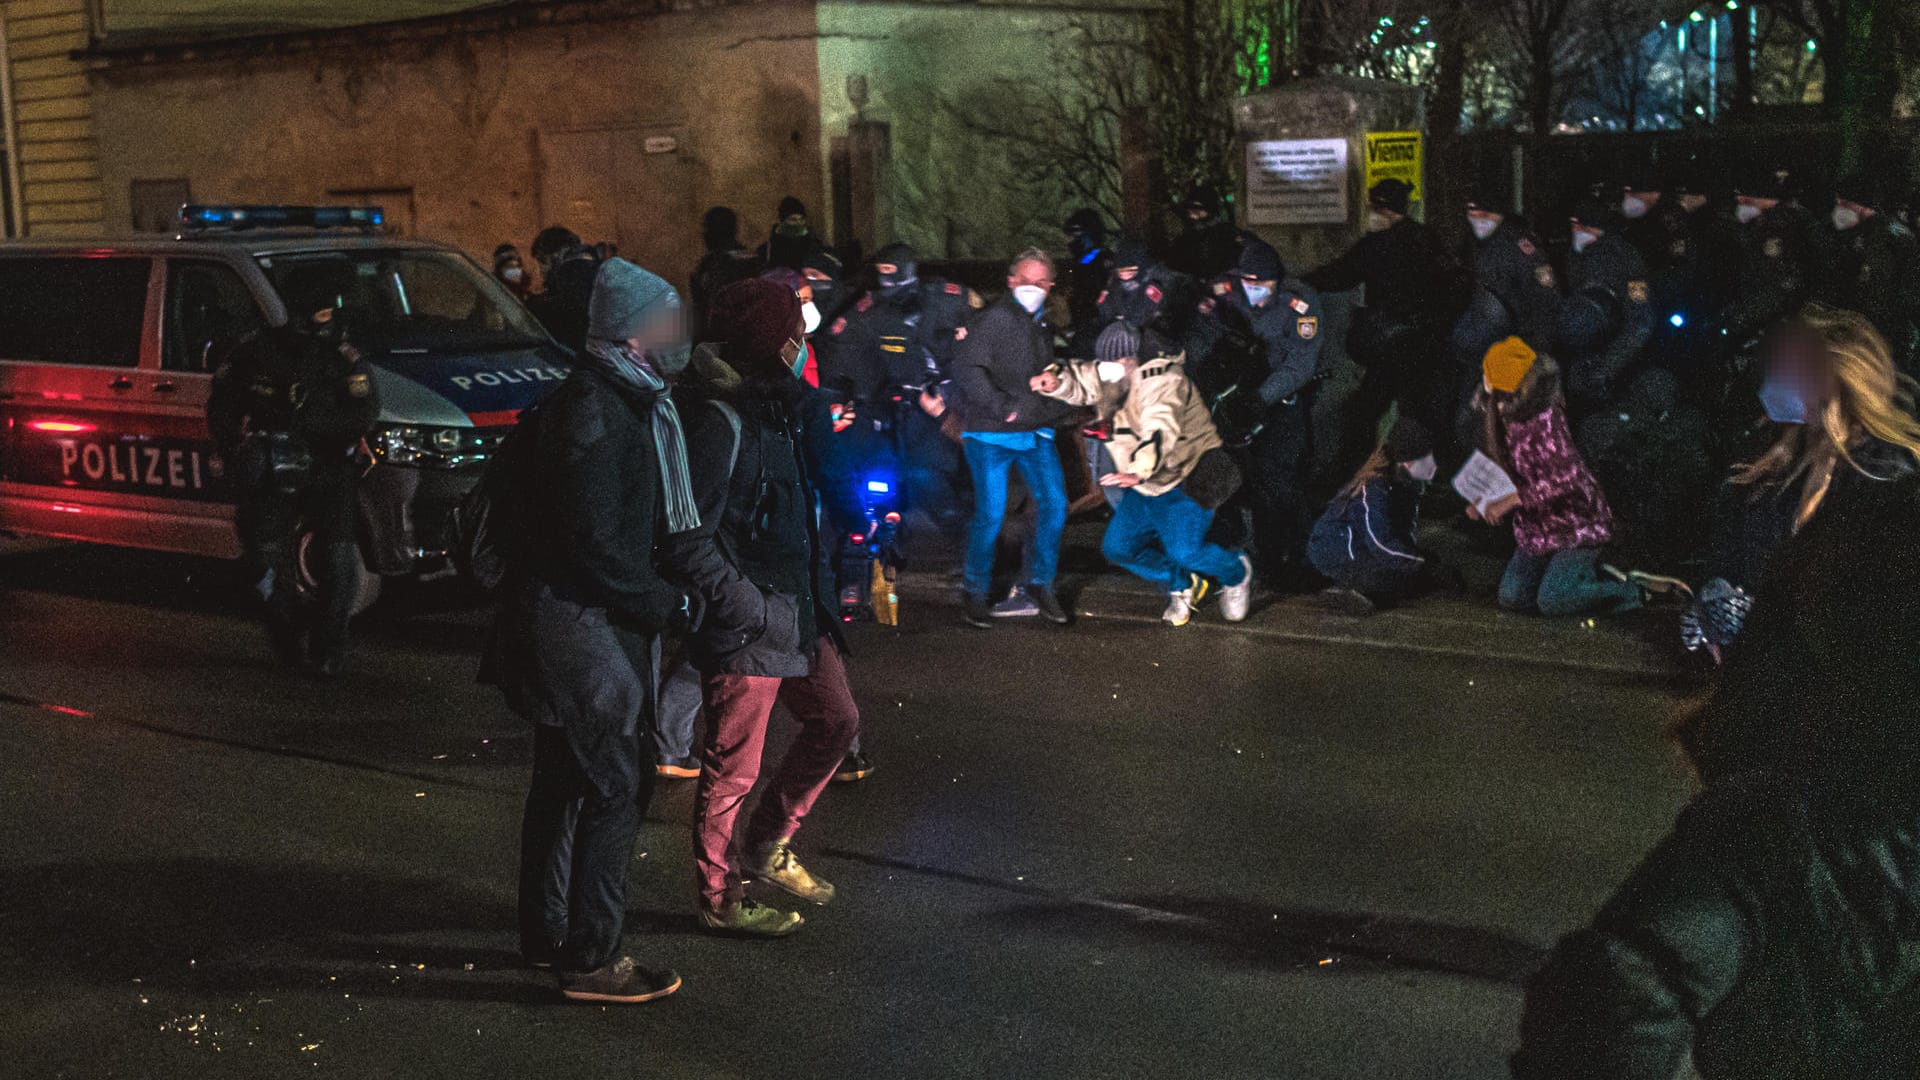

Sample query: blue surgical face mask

[790,338,810,379]
[1758,374,1808,424]
[1242,283,1272,307]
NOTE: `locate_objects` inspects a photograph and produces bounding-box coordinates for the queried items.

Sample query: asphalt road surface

[0,534,1696,1079]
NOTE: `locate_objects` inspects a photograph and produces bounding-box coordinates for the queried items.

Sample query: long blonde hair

[1341,446,1390,498]
[1732,303,1920,492]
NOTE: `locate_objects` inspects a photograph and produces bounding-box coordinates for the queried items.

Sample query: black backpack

[450,404,543,594]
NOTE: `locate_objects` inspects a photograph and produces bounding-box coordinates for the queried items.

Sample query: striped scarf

[582,338,700,534]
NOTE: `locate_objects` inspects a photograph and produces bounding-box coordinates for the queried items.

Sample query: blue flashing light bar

[866,479,892,494]
[178,204,385,233]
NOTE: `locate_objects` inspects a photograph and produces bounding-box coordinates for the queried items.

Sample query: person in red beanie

[663,278,862,937]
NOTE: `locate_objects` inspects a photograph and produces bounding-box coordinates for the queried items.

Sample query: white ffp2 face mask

[1832,206,1862,232]
[1621,196,1649,219]
[1405,453,1438,482]
[1571,229,1599,254]
[1736,203,1762,225]
[801,301,822,334]
[1469,217,1499,241]
[1012,285,1048,314]
[1096,360,1128,384]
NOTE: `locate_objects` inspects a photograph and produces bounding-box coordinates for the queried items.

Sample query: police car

[0,204,568,607]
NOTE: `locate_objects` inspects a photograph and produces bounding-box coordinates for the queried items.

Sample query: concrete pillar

[845,119,892,255]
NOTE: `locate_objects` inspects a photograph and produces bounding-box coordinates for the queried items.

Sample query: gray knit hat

[1095,320,1140,364]
[587,257,681,342]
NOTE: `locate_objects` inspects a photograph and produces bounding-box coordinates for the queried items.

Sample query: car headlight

[371,423,503,468]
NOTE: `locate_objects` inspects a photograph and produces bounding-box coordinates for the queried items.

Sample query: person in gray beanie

[483,256,695,1005]
[1031,322,1254,626]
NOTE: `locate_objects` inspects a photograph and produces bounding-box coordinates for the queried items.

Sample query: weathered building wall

[816,0,1145,261]
[87,1,824,289]
[3,0,105,237]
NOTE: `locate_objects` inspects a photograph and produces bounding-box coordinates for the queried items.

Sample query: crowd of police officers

[677,170,1917,587]
[209,165,1919,671]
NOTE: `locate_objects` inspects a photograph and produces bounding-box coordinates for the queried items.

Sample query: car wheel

[295,530,384,616]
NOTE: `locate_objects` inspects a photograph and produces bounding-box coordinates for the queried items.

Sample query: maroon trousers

[692,639,860,908]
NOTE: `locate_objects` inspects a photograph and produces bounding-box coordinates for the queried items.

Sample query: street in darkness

[0,536,1692,1079]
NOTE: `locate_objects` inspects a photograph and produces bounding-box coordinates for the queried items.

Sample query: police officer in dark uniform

[1560,200,1655,420]
[1826,174,1920,374]
[821,242,981,523]
[1623,169,1742,395]
[1306,178,1473,470]
[1061,208,1113,352]
[208,261,382,678]
[799,247,849,324]
[1464,194,1560,351]
[1194,240,1324,575]
[1454,195,1560,452]
[1168,183,1244,283]
[1097,236,1193,342]
[1712,169,1827,351]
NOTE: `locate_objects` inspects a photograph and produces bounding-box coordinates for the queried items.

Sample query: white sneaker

[1162,588,1195,627]
[1219,555,1254,622]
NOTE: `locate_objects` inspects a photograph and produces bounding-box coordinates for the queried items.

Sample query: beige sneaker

[697,898,805,937]
[748,838,837,906]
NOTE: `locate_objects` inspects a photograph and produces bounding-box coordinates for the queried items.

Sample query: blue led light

[866,480,892,493]
[178,204,384,233]
[1669,313,1687,328]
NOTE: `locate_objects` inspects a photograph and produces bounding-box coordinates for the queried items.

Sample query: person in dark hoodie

[664,278,862,938]
[688,206,759,341]
[483,257,695,1005]
[758,195,827,272]
[1513,455,1920,1080]
[1307,417,1435,615]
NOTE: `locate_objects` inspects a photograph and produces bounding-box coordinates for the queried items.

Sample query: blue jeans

[655,655,702,768]
[1102,485,1248,591]
[1498,546,1642,617]
[962,435,1068,597]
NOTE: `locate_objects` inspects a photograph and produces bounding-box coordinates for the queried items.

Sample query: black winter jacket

[1516,473,1920,1080]
[665,369,843,677]
[950,296,1072,434]
[520,367,683,631]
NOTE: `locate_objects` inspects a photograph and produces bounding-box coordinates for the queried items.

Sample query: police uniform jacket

[207,320,380,465]
[1718,203,1827,342]
[821,278,980,404]
[1097,264,1193,337]
[1472,219,1560,350]
[1563,232,1654,404]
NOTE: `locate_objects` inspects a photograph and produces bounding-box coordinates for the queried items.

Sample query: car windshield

[258,249,548,354]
